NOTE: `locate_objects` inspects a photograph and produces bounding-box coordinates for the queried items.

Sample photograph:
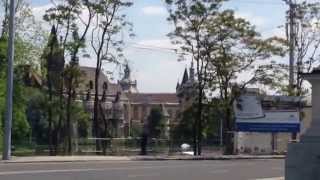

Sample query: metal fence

[10,137,223,156]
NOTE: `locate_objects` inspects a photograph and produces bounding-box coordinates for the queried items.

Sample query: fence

[9,137,223,156]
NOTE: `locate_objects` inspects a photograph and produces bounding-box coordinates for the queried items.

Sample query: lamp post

[3,0,15,160]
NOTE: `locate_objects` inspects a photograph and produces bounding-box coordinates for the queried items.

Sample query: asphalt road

[0,159,284,180]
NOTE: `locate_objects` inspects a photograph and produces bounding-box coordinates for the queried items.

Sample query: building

[78,62,196,138]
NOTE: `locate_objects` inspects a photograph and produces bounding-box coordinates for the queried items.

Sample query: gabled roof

[79,66,122,95]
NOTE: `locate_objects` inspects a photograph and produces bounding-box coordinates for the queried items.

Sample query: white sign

[234,95,264,119]
[234,94,300,132]
[236,111,299,124]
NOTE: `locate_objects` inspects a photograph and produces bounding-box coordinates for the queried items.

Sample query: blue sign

[236,122,300,133]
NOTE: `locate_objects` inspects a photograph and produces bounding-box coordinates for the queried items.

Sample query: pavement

[0,154,286,164]
[0,159,285,180]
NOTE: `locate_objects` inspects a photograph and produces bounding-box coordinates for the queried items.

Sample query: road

[0,159,284,180]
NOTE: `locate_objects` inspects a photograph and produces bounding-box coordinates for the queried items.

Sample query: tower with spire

[176,61,196,109]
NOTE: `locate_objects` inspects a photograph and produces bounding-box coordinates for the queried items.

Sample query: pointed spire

[189,60,195,82]
[176,80,180,90]
[49,25,58,46]
[182,68,189,84]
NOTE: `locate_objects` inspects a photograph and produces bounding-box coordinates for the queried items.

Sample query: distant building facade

[78,62,196,138]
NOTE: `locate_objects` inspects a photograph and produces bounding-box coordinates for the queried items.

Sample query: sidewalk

[0,154,285,164]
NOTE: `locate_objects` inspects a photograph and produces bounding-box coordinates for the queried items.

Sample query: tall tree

[140,107,165,155]
[207,11,285,155]
[166,0,223,155]
[89,0,133,152]
[258,2,320,97]
[41,25,64,155]
[166,0,285,155]
[44,0,94,154]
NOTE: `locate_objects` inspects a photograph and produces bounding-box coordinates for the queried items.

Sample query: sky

[28,0,290,93]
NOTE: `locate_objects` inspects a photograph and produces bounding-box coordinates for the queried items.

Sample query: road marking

[253,177,284,180]
[128,173,160,178]
[0,163,236,176]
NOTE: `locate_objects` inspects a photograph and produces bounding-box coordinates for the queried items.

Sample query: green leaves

[147,107,166,139]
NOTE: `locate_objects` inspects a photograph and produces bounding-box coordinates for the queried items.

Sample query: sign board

[234,94,264,119]
[234,94,300,133]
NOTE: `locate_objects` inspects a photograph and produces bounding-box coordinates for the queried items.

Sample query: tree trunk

[140,133,148,155]
[55,81,64,155]
[197,90,203,156]
[47,72,54,156]
[66,76,73,155]
[93,67,101,153]
[99,103,108,155]
[193,112,198,156]
[223,107,234,155]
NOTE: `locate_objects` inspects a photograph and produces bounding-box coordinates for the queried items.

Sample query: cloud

[134,38,179,50]
[141,6,167,16]
[263,26,286,38]
[32,4,52,22]
[235,12,268,29]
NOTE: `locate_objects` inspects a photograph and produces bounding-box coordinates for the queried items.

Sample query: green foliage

[71,102,90,138]
[147,108,165,138]
[26,89,49,144]
[171,108,194,141]
[0,36,31,145]
[172,105,219,142]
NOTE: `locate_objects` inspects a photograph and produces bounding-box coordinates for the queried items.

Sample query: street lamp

[3,0,15,160]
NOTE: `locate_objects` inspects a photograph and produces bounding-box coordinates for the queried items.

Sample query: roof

[128,93,179,104]
[79,66,122,95]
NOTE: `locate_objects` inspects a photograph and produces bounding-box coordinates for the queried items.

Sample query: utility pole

[3,0,15,160]
[284,0,298,141]
[284,0,296,93]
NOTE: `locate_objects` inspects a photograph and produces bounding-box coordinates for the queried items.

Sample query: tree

[171,103,220,146]
[166,0,285,155]
[41,25,65,155]
[44,0,94,154]
[0,36,31,146]
[257,2,320,97]
[166,0,225,155]
[207,11,285,155]
[140,107,165,155]
[89,0,133,152]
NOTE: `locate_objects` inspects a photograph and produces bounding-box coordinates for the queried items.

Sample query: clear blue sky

[30,0,290,93]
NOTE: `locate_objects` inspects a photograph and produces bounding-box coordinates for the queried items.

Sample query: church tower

[176,61,196,110]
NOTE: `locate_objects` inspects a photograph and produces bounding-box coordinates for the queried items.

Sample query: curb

[0,155,286,164]
[133,155,286,161]
[0,156,132,164]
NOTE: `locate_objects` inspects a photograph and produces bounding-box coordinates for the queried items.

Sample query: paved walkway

[0,155,285,164]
